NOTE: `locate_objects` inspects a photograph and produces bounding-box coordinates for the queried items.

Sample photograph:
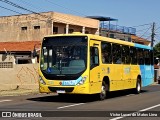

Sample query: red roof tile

[0,41,41,52]
[131,35,150,45]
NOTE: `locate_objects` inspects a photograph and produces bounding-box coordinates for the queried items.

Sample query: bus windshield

[40,36,88,80]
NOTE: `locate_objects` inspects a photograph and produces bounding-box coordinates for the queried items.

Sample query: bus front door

[89,41,102,94]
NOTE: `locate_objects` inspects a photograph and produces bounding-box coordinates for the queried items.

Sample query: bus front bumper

[39,83,90,94]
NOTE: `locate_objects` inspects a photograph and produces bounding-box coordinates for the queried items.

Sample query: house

[87,16,151,45]
[0,11,99,42]
[0,41,41,67]
[131,35,150,45]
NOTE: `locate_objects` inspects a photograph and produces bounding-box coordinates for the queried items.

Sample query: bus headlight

[77,76,87,85]
[39,76,46,85]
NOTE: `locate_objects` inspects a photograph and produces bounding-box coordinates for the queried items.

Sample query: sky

[0,0,160,44]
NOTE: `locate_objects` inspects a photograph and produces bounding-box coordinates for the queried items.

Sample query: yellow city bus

[39,33,154,100]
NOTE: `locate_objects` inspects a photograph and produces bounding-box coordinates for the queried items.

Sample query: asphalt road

[0,84,159,120]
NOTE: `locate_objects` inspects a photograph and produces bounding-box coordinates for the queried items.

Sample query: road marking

[139,104,160,111]
[110,103,160,120]
[0,100,12,103]
[57,103,85,109]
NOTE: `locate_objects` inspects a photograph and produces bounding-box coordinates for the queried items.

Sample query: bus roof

[44,33,152,50]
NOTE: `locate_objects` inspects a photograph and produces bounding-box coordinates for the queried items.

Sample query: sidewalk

[152,82,159,85]
[0,89,39,96]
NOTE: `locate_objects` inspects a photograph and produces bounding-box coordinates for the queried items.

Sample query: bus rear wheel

[99,81,108,100]
[134,78,141,94]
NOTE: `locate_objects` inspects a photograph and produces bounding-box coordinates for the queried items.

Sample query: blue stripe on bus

[62,76,82,86]
[140,65,154,87]
[134,43,152,50]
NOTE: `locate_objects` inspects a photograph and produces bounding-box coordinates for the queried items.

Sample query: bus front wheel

[99,81,108,100]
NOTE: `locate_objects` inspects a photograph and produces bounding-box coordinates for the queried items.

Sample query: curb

[0,89,39,96]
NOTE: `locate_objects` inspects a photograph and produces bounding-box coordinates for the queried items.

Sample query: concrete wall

[0,13,52,42]
[0,64,39,91]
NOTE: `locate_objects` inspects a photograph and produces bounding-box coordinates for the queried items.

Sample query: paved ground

[0,83,159,120]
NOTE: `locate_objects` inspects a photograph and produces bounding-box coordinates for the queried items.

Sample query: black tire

[134,78,141,94]
[99,81,108,100]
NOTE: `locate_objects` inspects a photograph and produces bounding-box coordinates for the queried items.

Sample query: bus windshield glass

[40,36,88,79]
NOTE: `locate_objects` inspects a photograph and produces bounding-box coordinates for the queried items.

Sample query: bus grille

[48,87,74,92]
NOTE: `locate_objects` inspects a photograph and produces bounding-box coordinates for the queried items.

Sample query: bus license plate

[56,90,65,93]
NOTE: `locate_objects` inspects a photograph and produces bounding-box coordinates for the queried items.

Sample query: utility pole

[151,22,155,47]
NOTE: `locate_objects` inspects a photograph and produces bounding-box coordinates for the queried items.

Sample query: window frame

[112,43,122,64]
[101,42,112,64]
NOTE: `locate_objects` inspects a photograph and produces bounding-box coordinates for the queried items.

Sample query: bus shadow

[107,89,148,99]
[27,90,148,103]
[27,94,99,103]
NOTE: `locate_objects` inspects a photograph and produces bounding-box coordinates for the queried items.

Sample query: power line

[16,0,46,13]
[155,35,160,43]
[139,26,152,38]
[131,23,152,28]
[155,36,159,40]
[155,26,160,32]
[0,5,22,15]
[0,0,68,24]
[0,0,96,28]
[0,0,51,19]
[0,5,49,22]
[136,26,152,41]
[136,34,151,38]
[44,0,87,17]
[43,0,96,27]
[144,35,151,41]
[0,0,36,13]
[154,36,160,45]
[16,0,101,28]
[136,27,152,33]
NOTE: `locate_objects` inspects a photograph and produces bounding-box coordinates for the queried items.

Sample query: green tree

[154,42,160,58]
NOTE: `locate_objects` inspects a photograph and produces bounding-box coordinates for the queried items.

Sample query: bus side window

[101,42,112,64]
[122,45,130,64]
[90,47,99,69]
[151,50,154,65]
[144,49,150,65]
[130,47,137,65]
[137,48,144,65]
[112,44,121,64]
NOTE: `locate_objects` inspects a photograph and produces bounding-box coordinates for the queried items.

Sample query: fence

[100,23,136,35]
